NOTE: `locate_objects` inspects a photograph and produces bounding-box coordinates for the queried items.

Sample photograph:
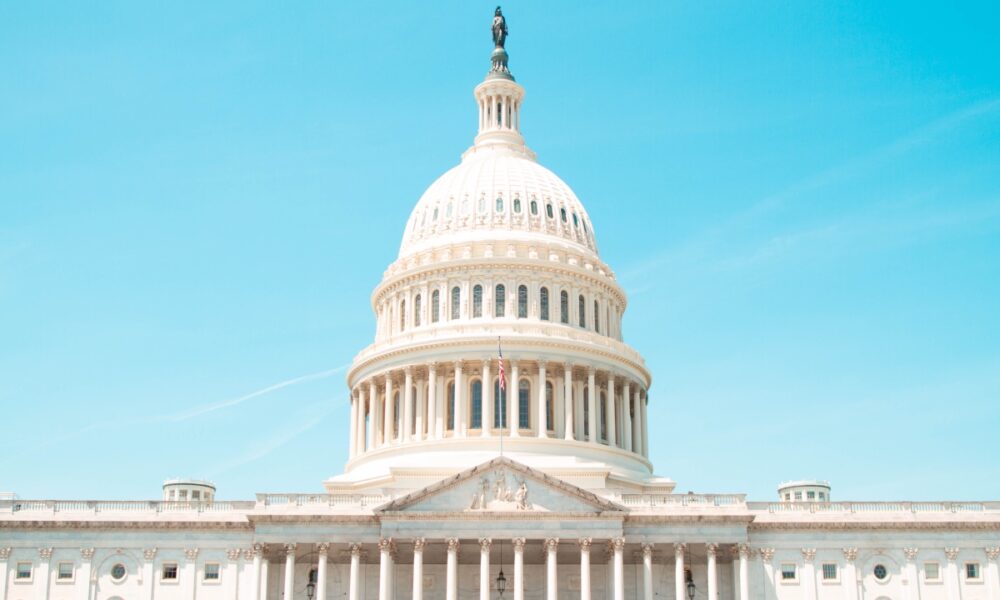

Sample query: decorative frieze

[944,547,960,561]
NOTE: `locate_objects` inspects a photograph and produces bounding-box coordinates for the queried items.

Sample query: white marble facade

[4,11,999,600]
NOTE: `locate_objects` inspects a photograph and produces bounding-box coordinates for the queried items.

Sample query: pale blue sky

[2,1,998,501]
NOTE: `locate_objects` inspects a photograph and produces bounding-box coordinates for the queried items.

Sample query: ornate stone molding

[185,548,199,561]
[0,547,10,560]
[801,548,816,561]
[544,538,560,552]
[39,547,53,559]
[842,547,858,563]
[706,543,718,557]
[642,544,654,559]
[316,543,330,556]
[903,547,919,561]
[675,543,687,558]
[738,544,751,559]
[985,546,1000,560]
[81,548,96,560]
[227,548,242,561]
[413,539,426,552]
[610,538,625,552]
[759,548,775,561]
[944,547,960,561]
[446,538,460,553]
[283,543,297,556]
[143,548,158,561]
[378,538,393,553]
[479,538,493,552]
[577,538,592,551]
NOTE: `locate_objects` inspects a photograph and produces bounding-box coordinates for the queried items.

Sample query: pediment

[376,457,622,515]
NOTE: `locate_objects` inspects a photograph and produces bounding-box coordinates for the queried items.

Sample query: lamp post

[496,539,506,598]
[685,568,696,600]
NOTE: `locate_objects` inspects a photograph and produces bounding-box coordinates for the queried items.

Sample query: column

[578,539,592,600]
[760,548,776,600]
[801,548,817,600]
[642,545,653,600]
[513,538,526,600]
[80,548,95,600]
[349,544,362,600]
[428,365,439,439]
[985,547,1000,600]
[564,364,574,440]
[313,544,329,600]
[0,548,9,600]
[415,376,425,442]
[622,382,632,452]
[606,376,617,446]
[537,362,548,437]
[545,539,559,600]
[612,538,625,600]
[674,544,686,600]
[37,548,53,600]
[385,376,395,445]
[184,549,198,599]
[251,544,264,600]
[705,544,718,600]
[349,391,358,459]
[739,545,751,600]
[260,555,269,600]
[641,392,649,457]
[413,539,426,600]
[379,539,393,600]
[446,539,460,600]
[631,389,642,455]
[367,383,377,451]
[509,360,520,436]
[403,368,414,443]
[454,362,466,437]
[587,369,597,443]
[143,548,157,600]
[945,547,961,600]
[283,544,296,600]
[903,548,919,600]
[480,539,492,600]
[842,547,858,600]
[482,360,493,437]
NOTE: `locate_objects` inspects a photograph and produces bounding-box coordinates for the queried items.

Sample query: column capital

[185,548,200,561]
[642,544,654,558]
[944,547,960,561]
[674,543,687,558]
[39,547,53,559]
[413,538,427,552]
[378,538,394,553]
[480,538,493,552]
[578,537,593,551]
[429,363,438,374]
[738,544,751,559]
[227,549,242,561]
[81,547,96,560]
[350,544,363,558]
[143,548,158,561]
[544,538,560,552]
[610,538,625,552]
[986,546,1000,560]
[801,548,816,561]
[283,543,297,556]
[316,543,330,556]
[903,547,919,561]
[447,538,461,553]
[705,543,718,557]
[759,547,774,561]
[0,547,10,560]
[842,547,858,563]
[512,538,526,551]
[404,366,414,376]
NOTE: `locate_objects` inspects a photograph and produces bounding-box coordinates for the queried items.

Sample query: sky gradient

[2,1,998,501]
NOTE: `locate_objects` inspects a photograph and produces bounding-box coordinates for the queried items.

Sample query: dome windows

[495,284,506,317]
[540,287,550,321]
[414,294,422,327]
[517,285,528,318]
[470,379,483,429]
[560,207,568,223]
[573,213,579,228]
[546,203,554,219]
[431,290,440,323]
[461,197,470,215]
[450,287,461,320]
[530,198,538,215]
[478,194,487,214]
[473,285,484,318]
[496,195,504,212]
[579,295,586,328]
[518,379,531,429]
[513,197,522,213]
[594,300,600,333]
[560,291,569,324]
[432,207,439,221]
[400,300,407,332]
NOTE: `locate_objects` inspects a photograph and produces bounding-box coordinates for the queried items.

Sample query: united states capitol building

[3,10,999,600]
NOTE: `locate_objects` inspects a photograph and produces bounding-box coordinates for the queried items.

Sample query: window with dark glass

[540,287,550,321]
[451,286,461,320]
[495,284,506,317]
[579,295,586,327]
[560,207,567,222]
[414,294,422,327]
[530,199,538,215]
[473,285,483,318]
[546,203,554,219]
[600,393,607,440]
[431,290,440,323]
[470,380,483,429]
[513,197,521,213]
[518,285,528,318]
[560,291,569,324]
[594,300,600,333]
[399,300,406,331]
[447,383,455,430]
[518,379,531,429]
[546,381,554,431]
[496,196,504,212]
[583,388,589,436]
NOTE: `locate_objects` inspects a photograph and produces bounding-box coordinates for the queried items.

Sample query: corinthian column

[674,544,686,600]
[564,364,574,440]
[606,376,617,446]
[348,390,358,459]
[283,544,296,600]
[545,539,559,600]
[537,362,548,437]
[428,364,439,439]
[706,544,718,600]
[367,382,377,451]
[622,381,632,451]
[413,539,426,600]
[384,375,396,445]
[611,538,625,600]
[587,368,597,443]
[642,545,653,600]
[509,360,520,436]
[454,362,466,437]
[316,544,330,600]
[482,360,493,436]
[480,539,492,600]
[580,538,593,600]
[446,539,460,600]
[349,544,362,600]
[403,368,414,443]
[513,538,526,600]
[378,539,393,600]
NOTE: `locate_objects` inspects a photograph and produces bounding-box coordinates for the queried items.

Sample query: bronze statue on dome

[492,7,508,49]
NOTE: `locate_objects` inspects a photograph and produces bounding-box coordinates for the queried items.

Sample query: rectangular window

[807,491,815,499]
[57,562,74,580]
[780,564,797,581]
[924,562,940,581]
[794,491,802,500]
[162,563,179,580]
[966,563,980,580]
[204,563,221,581]
[192,490,201,500]
[16,562,32,580]
[818,492,826,500]
[821,564,837,581]
[178,490,187,500]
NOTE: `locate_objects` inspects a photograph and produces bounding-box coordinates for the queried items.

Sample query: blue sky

[2,1,998,501]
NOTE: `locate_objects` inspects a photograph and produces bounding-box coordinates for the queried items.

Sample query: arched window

[399,300,406,332]
[545,381,554,431]
[530,198,538,215]
[451,286,461,320]
[513,197,522,213]
[594,300,600,333]
[560,291,569,324]
[414,294,422,327]
[470,380,483,429]
[494,379,507,428]
[447,383,455,431]
[583,387,590,436]
[431,290,440,323]
[517,285,528,318]
[600,392,607,441]
[478,194,486,213]
[496,196,504,212]
[573,213,580,227]
[518,379,531,429]
[560,207,567,222]
[446,201,453,218]
[546,203,554,219]
[579,295,586,327]
[473,285,483,318]
[495,284,506,317]
[540,287,550,321]
[433,207,439,221]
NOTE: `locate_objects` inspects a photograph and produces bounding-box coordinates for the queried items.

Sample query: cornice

[0,521,253,531]
[625,515,756,525]
[375,511,627,522]
[749,521,1000,532]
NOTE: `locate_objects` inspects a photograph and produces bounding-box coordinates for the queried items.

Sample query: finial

[488,7,513,80]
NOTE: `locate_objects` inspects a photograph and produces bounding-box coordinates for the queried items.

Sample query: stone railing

[255,493,392,508]
[746,501,1000,514]
[618,494,747,508]
[0,500,256,514]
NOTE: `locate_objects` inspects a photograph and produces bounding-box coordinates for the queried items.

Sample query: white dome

[399,149,599,259]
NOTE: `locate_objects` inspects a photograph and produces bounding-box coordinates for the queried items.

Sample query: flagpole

[498,336,504,459]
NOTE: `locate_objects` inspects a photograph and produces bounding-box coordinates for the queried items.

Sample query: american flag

[497,338,506,392]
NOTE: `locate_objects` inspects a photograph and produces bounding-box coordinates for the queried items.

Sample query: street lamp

[685,568,696,600]
[306,580,316,600]
[496,539,507,598]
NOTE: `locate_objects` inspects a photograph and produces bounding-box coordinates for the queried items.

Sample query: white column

[385,375,396,445]
[78,548,95,600]
[482,360,493,436]
[641,392,649,457]
[509,360,520,436]
[513,538,526,600]
[480,539,492,600]
[0,548,9,600]
[428,365,439,439]
[366,383,377,451]
[185,548,199,600]
[706,544,718,600]
[579,539,592,600]
[545,539,559,600]
[564,364,574,440]
[537,362,548,437]
[587,369,597,443]
[842,548,858,600]
[802,548,817,600]
[141,549,157,600]
[612,538,625,600]
[945,547,961,600]
[403,368,414,443]
[413,539,426,600]
[349,544,362,600]
[348,390,358,459]
[761,549,776,600]
[675,544,686,600]
[739,546,750,600]
[378,539,392,600]
[251,544,264,600]
[642,545,653,600]
[37,547,53,600]
[606,376,617,446]
[631,389,642,455]
[260,556,269,600]
[316,544,329,600]
[622,382,632,452]
[985,547,1000,600]
[446,539,460,600]
[903,548,920,600]
[283,544,296,600]
[454,362,466,437]
[415,376,425,441]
